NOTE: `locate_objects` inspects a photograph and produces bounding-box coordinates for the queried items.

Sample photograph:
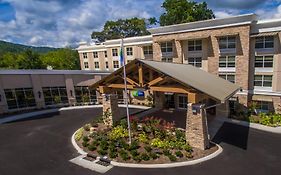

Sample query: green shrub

[91,140,99,147]
[163,149,171,156]
[109,151,118,158]
[128,140,139,150]
[83,124,91,131]
[87,144,97,151]
[175,129,185,141]
[144,145,152,152]
[119,149,130,161]
[97,149,108,156]
[130,149,139,157]
[74,128,84,141]
[119,139,129,150]
[140,153,150,161]
[132,155,141,162]
[175,150,183,158]
[82,141,88,147]
[99,140,108,150]
[109,126,128,140]
[168,154,177,162]
[185,152,193,158]
[82,136,90,142]
[149,152,159,159]
[150,138,170,149]
[119,119,128,128]
[183,145,193,153]
[138,132,148,143]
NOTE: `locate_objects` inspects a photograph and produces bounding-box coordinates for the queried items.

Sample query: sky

[0,0,281,48]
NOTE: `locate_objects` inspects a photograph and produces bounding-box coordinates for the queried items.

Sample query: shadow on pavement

[6,111,60,124]
[212,122,250,150]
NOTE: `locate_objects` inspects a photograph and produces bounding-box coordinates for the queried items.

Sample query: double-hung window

[113,60,119,68]
[143,45,153,55]
[255,36,274,49]
[112,48,118,57]
[255,56,273,68]
[219,56,235,68]
[188,40,202,51]
[254,75,272,87]
[126,47,133,56]
[82,53,88,59]
[219,74,235,83]
[104,51,107,58]
[219,36,236,49]
[161,57,173,62]
[94,62,99,69]
[93,52,98,58]
[84,62,89,69]
[161,42,173,53]
[188,57,202,67]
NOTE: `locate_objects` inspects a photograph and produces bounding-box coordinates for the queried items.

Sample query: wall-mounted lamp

[38,91,41,99]
[0,94,2,102]
[70,90,73,97]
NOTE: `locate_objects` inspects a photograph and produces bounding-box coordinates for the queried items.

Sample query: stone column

[30,75,45,109]
[216,100,230,118]
[186,103,209,150]
[154,91,164,109]
[152,42,161,61]
[65,75,76,106]
[102,94,119,127]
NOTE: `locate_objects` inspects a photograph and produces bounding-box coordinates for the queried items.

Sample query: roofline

[0,69,112,75]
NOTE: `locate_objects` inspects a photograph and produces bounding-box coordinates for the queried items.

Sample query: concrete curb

[0,105,150,124]
[216,117,281,134]
[71,129,223,168]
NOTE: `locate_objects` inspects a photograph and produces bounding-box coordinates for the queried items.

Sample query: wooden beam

[138,64,143,87]
[148,77,164,86]
[98,86,111,94]
[150,86,189,94]
[126,77,139,86]
[188,93,197,103]
[108,84,135,89]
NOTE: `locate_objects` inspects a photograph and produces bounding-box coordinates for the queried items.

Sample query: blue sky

[0,0,281,47]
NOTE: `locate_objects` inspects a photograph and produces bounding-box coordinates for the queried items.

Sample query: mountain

[0,40,59,55]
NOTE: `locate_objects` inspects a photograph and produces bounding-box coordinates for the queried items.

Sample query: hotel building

[77,14,281,113]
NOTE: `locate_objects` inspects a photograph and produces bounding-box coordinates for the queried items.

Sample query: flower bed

[75,116,217,164]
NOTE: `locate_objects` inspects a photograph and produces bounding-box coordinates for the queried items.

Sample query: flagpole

[121,38,132,144]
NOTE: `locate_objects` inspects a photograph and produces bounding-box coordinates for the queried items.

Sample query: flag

[120,39,125,66]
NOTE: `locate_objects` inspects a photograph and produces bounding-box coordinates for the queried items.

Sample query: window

[254,75,272,87]
[84,62,89,69]
[161,42,173,53]
[93,52,98,58]
[82,53,87,59]
[219,36,236,49]
[255,56,273,68]
[126,47,133,56]
[178,95,187,109]
[219,74,235,83]
[188,40,202,51]
[113,60,119,68]
[255,36,274,49]
[105,61,109,69]
[104,51,107,57]
[188,57,202,67]
[161,57,173,62]
[254,101,269,111]
[112,48,118,57]
[94,62,99,69]
[219,56,235,68]
[4,88,36,109]
[143,45,153,55]
[74,86,96,104]
[42,87,68,105]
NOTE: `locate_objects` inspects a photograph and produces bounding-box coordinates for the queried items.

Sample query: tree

[0,53,19,69]
[17,50,43,69]
[40,48,80,70]
[91,17,151,42]
[159,0,215,26]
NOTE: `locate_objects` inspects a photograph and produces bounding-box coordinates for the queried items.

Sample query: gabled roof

[91,59,240,103]
[140,60,240,102]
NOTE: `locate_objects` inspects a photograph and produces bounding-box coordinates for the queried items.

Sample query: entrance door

[165,94,175,108]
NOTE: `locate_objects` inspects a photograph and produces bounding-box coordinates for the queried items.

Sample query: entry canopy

[90,59,241,103]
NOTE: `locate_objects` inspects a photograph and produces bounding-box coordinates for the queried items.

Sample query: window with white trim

[93,52,98,58]
[126,47,133,56]
[254,75,272,87]
[104,51,107,57]
[143,45,153,55]
[105,61,109,69]
[94,62,99,69]
[112,48,118,57]
[161,57,173,62]
[82,53,88,59]
[161,42,173,53]
[219,56,235,68]
[113,60,119,68]
[178,95,187,109]
[255,56,273,68]
[254,101,270,111]
[84,62,89,69]
[188,57,202,67]
[219,74,235,83]
[218,36,236,49]
[188,40,202,51]
[255,36,274,49]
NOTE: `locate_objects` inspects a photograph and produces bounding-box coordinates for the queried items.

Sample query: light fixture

[0,94,2,102]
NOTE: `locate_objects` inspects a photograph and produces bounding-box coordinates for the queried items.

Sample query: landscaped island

[74,115,217,164]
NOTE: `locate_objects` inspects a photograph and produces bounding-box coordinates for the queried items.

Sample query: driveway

[0,107,280,175]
